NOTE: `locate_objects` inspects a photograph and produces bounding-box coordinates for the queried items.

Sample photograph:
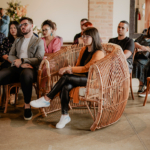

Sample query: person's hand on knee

[14,59,22,68]
[59,66,72,75]
[66,66,73,74]
[21,63,33,69]
[59,67,67,75]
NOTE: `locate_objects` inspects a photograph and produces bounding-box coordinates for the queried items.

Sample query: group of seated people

[0,16,150,129]
[133,27,150,96]
[0,19,62,104]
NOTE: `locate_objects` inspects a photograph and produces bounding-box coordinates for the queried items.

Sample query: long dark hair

[83,27,102,53]
[8,21,22,43]
[81,27,103,65]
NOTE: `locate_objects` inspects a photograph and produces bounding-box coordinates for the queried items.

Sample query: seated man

[108,20,134,73]
[0,17,45,120]
[73,18,88,44]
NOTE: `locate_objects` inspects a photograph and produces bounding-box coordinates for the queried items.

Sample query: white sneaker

[10,94,15,105]
[138,89,150,97]
[138,93,150,97]
[30,96,50,108]
[56,115,71,129]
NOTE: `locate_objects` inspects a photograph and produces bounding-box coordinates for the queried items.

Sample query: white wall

[113,0,130,37]
[0,0,88,42]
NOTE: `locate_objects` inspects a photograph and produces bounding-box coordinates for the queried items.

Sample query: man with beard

[0,17,44,120]
[108,20,134,73]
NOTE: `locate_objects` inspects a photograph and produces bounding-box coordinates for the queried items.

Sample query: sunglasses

[19,23,29,28]
[82,35,91,39]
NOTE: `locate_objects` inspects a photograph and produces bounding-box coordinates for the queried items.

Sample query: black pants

[47,74,87,114]
[0,66,37,104]
[0,61,11,69]
[0,61,16,94]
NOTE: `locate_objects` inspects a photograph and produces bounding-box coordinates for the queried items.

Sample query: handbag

[135,51,150,59]
[134,51,150,65]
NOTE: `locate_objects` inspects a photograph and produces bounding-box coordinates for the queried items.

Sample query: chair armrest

[38,45,83,96]
[84,63,102,102]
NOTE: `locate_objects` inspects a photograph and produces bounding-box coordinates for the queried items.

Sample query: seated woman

[41,20,61,55]
[132,26,150,96]
[30,27,105,129]
[0,21,21,104]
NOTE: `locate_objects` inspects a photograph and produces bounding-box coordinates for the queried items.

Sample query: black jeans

[0,61,11,69]
[0,61,16,94]
[0,66,37,104]
[47,74,87,114]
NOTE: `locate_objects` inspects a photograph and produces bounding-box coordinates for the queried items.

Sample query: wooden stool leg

[4,85,9,113]
[15,87,19,107]
[143,79,150,106]
[68,103,72,110]
[130,73,134,100]
[2,85,6,108]
[33,84,38,98]
[39,108,47,117]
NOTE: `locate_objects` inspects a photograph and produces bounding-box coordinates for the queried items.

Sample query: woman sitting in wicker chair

[30,27,105,129]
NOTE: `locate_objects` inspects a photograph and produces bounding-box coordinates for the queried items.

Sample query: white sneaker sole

[30,104,50,108]
[24,113,33,121]
[138,94,150,97]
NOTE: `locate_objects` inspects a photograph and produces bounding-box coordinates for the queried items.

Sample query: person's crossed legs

[30,74,87,128]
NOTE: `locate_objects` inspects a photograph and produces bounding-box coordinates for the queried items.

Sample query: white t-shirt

[19,37,31,59]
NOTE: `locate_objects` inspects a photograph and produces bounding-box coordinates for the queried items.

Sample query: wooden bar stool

[3,82,38,113]
[143,77,150,106]
[0,85,3,107]
[130,72,134,100]
[130,48,138,100]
